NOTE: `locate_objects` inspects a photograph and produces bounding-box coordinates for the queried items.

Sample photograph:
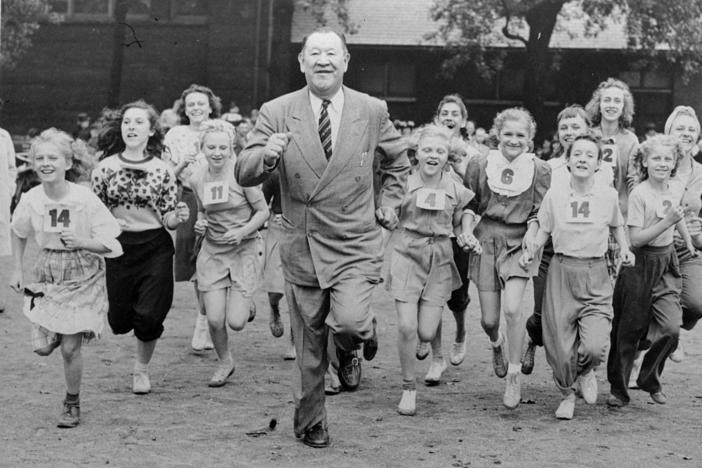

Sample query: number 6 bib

[415,188,446,210]
[44,204,73,233]
[566,196,593,223]
[203,181,229,206]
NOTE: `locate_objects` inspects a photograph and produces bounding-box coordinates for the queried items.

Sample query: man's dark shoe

[302,421,330,448]
[521,339,536,375]
[337,349,362,391]
[363,319,378,361]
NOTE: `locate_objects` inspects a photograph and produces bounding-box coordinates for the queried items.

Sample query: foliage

[1,0,62,70]
[296,0,359,34]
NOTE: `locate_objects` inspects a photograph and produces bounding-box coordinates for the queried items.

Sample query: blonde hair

[664,105,700,136]
[494,107,536,140]
[29,128,93,182]
[585,78,635,128]
[198,120,236,150]
[635,134,682,181]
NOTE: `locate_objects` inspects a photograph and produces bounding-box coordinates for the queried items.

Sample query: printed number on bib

[601,144,617,168]
[203,181,229,206]
[566,197,593,223]
[490,163,531,192]
[43,204,73,233]
[415,188,446,211]
[656,198,674,219]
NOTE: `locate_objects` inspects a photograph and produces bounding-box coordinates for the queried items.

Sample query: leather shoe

[363,318,378,361]
[302,422,330,448]
[521,339,536,375]
[337,349,362,391]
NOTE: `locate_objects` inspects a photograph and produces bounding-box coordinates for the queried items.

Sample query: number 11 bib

[203,181,229,206]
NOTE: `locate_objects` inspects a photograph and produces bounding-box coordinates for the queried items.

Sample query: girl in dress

[387,124,477,415]
[462,108,551,409]
[189,122,268,387]
[10,128,122,428]
[92,100,189,395]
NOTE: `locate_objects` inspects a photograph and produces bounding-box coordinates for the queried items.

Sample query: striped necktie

[319,99,332,160]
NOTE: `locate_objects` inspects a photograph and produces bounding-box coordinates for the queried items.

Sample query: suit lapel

[312,88,368,197]
[286,88,328,179]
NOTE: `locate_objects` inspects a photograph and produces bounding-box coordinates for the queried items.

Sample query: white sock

[508,362,521,374]
[134,361,149,373]
[490,333,504,348]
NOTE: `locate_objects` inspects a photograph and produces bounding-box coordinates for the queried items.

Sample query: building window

[620,69,673,134]
[171,0,207,17]
[51,0,202,21]
[359,62,416,102]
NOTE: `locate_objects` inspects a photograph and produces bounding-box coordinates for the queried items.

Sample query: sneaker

[521,339,537,375]
[579,369,598,405]
[208,360,235,387]
[492,337,508,378]
[191,314,209,352]
[449,333,467,366]
[650,391,668,404]
[283,343,297,361]
[503,372,521,409]
[203,331,215,351]
[424,359,447,386]
[397,390,417,416]
[269,310,284,338]
[248,303,256,323]
[31,325,61,357]
[56,400,80,428]
[606,394,628,408]
[555,393,575,420]
[325,367,342,395]
[415,341,430,361]
[628,352,643,389]
[133,368,151,395]
[669,343,684,363]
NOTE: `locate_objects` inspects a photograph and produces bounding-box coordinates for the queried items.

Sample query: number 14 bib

[566,196,594,224]
[43,204,73,233]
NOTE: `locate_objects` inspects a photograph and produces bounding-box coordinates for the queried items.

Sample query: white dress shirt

[309,88,344,154]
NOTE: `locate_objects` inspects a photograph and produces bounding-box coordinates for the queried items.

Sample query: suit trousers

[286,275,375,436]
[607,244,682,403]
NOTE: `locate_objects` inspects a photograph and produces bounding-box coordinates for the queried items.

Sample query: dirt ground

[2,241,702,468]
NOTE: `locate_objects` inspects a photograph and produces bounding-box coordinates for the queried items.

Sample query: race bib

[43,204,73,233]
[566,196,593,224]
[415,188,446,211]
[601,143,618,168]
[203,181,229,206]
[656,198,675,219]
[489,162,532,193]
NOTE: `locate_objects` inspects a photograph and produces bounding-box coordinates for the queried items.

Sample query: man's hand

[263,132,292,167]
[375,206,399,231]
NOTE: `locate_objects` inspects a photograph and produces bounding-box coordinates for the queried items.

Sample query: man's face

[298,32,349,99]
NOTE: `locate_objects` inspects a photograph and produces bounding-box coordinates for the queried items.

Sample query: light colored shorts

[196,236,263,295]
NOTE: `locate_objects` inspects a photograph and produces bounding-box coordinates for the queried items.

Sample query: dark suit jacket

[236,86,409,288]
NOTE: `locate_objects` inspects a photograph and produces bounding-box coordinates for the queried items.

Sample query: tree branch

[501,0,529,46]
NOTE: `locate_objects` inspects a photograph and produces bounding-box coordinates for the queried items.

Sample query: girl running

[10,128,122,427]
[520,134,633,419]
[462,107,551,409]
[190,122,268,387]
[387,124,477,415]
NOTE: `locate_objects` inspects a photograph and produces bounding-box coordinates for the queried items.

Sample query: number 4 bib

[44,204,73,233]
[415,188,446,211]
[566,196,593,223]
[203,181,229,206]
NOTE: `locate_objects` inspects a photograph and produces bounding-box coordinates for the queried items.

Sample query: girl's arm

[675,218,698,257]
[9,233,27,292]
[221,188,269,244]
[59,231,111,254]
[612,225,635,266]
[518,227,549,268]
[629,206,684,248]
[456,210,482,253]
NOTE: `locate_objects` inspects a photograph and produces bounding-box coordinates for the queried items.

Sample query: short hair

[585,78,635,129]
[494,107,536,140]
[664,105,701,136]
[29,128,92,182]
[97,100,165,160]
[300,27,348,54]
[176,84,222,125]
[435,94,468,120]
[198,120,236,150]
[557,104,591,127]
[634,134,682,181]
[564,133,603,162]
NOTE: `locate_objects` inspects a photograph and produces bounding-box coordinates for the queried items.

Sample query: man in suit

[236,27,409,447]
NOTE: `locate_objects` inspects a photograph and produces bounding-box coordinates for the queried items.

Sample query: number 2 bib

[656,197,675,219]
[203,181,229,206]
[566,196,593,224]
[415,188,446,211]
[600,142,618,169]
[43,204,73,233]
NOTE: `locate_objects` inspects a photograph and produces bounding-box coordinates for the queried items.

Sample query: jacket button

[294,173,301,179]
[355,176,361,182]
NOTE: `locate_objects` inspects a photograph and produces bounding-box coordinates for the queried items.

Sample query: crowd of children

[1,77,701,433]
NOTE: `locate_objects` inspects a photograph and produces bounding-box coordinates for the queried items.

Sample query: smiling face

[670,115,700,153]
[121,107,154,151]
[184,91,212,125]
[498,119,530,160]
[438,102,466,136]
[416,135,449,178]
[599,87,625,124]
[202,131,232,170]
[566,138,600,180]
[298,31,349,99]
[558,115,588,150]
[32,142,71,183]
[643,144,676,183]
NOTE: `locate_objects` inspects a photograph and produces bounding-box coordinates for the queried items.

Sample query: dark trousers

[446,238,470,313]
[607,245,682,402]
[526,240,554,347]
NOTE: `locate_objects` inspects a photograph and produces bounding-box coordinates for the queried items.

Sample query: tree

[0,0,61,70]
[428,0,702,129]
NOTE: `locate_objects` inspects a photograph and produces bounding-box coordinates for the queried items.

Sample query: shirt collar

[309,87,344,114]
[407,171,456,198]
[567,180,596,197]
